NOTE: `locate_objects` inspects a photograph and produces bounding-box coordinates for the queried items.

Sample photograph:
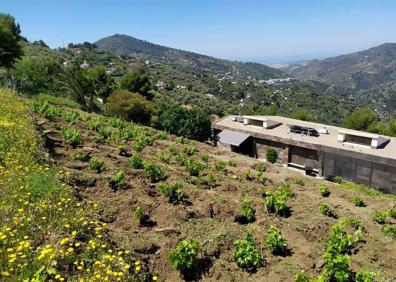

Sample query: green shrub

[264,192,289,216]
[185,159,206,177]
[244,170,253,181]
[134,204,149,226]
[183,146,197,156]
[129,153,144,169]
[372,211,386,224]
[320,184,330,197]
[176,136,189,144]
[39,102,63,120]
[292,178,304,186]
[334,176,342,184]
[155,130,168,140]
[387,209,396,219]
[117,144,128,156]
[382,226,396,239]
[196,173,216,189]
[353,197,366,207]
[143,161,165,183]
[157,152,171,164]
[89,157,104,173]
[293,271,311,282]
[241,199,256,222]
[170,239,200,273]
[320,221,364,282]
[64,111,80,123]
[266,147,278,163]
[319,203,337,218]
[201,154,209,162]
[264,226,288,255]
[256,171,267,185]
[326,221,363,255]
[233,233,263,271]
[214,161,226,171]
[256,162,266,172]
[278,182,295,198]
[322,253,351,282]
[175,154,186,165]
[106,90,152,124]
[159,181,186,204]
[168,145,178,156]
[355,270,376,282]
[109,117,125,129]
[71,150,89,161]
[111,170,126,187]
[61,126,81,147]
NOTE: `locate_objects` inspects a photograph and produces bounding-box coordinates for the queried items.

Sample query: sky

[2,0,396,63]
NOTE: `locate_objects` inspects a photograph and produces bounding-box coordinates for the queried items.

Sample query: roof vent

[318,128,329,134]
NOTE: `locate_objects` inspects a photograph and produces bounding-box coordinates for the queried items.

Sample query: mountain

[95,34,284,80]
[285,44,396,115]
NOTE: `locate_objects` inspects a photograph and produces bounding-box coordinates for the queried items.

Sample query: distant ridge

[286,43,396,94]
[95,34,285,80]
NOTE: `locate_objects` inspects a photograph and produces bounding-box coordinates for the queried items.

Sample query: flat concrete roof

[212,115,396,162]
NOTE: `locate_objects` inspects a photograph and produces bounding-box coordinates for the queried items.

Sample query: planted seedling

[170,239,200,274]
[233,233,263,271]
[240,199,256,223]
[129,153,144,169]
[353,197,366,207]
[319,203,337,218]
[372,211,386,224]
[264,226,288,255]
[320,184,330,197]
[159,181,186,204]
[89,157,104,173]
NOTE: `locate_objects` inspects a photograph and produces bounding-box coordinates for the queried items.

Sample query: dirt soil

[36,111,396,282]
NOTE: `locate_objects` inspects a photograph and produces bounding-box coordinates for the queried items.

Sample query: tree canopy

[119,69,153,100]
[155,103,211,141]
[12,58,61,94]
[341,108,377,131]
[106,90,152,124]
[0,14,23,69]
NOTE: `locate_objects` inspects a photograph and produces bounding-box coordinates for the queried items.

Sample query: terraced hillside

[1,90,396,281]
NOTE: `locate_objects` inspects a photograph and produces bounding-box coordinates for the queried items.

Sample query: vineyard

[0,89,395,281]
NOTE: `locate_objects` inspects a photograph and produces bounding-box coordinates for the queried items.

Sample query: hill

[285,43,396,115]
[1,90,394,281]
[95,34,285,80]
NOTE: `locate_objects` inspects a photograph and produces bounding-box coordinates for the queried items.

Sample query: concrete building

[212,115,396,194]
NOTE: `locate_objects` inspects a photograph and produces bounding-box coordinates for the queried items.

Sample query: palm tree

[57,65,94,107]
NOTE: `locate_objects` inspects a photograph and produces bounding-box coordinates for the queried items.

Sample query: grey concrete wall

[322,151,396,194]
